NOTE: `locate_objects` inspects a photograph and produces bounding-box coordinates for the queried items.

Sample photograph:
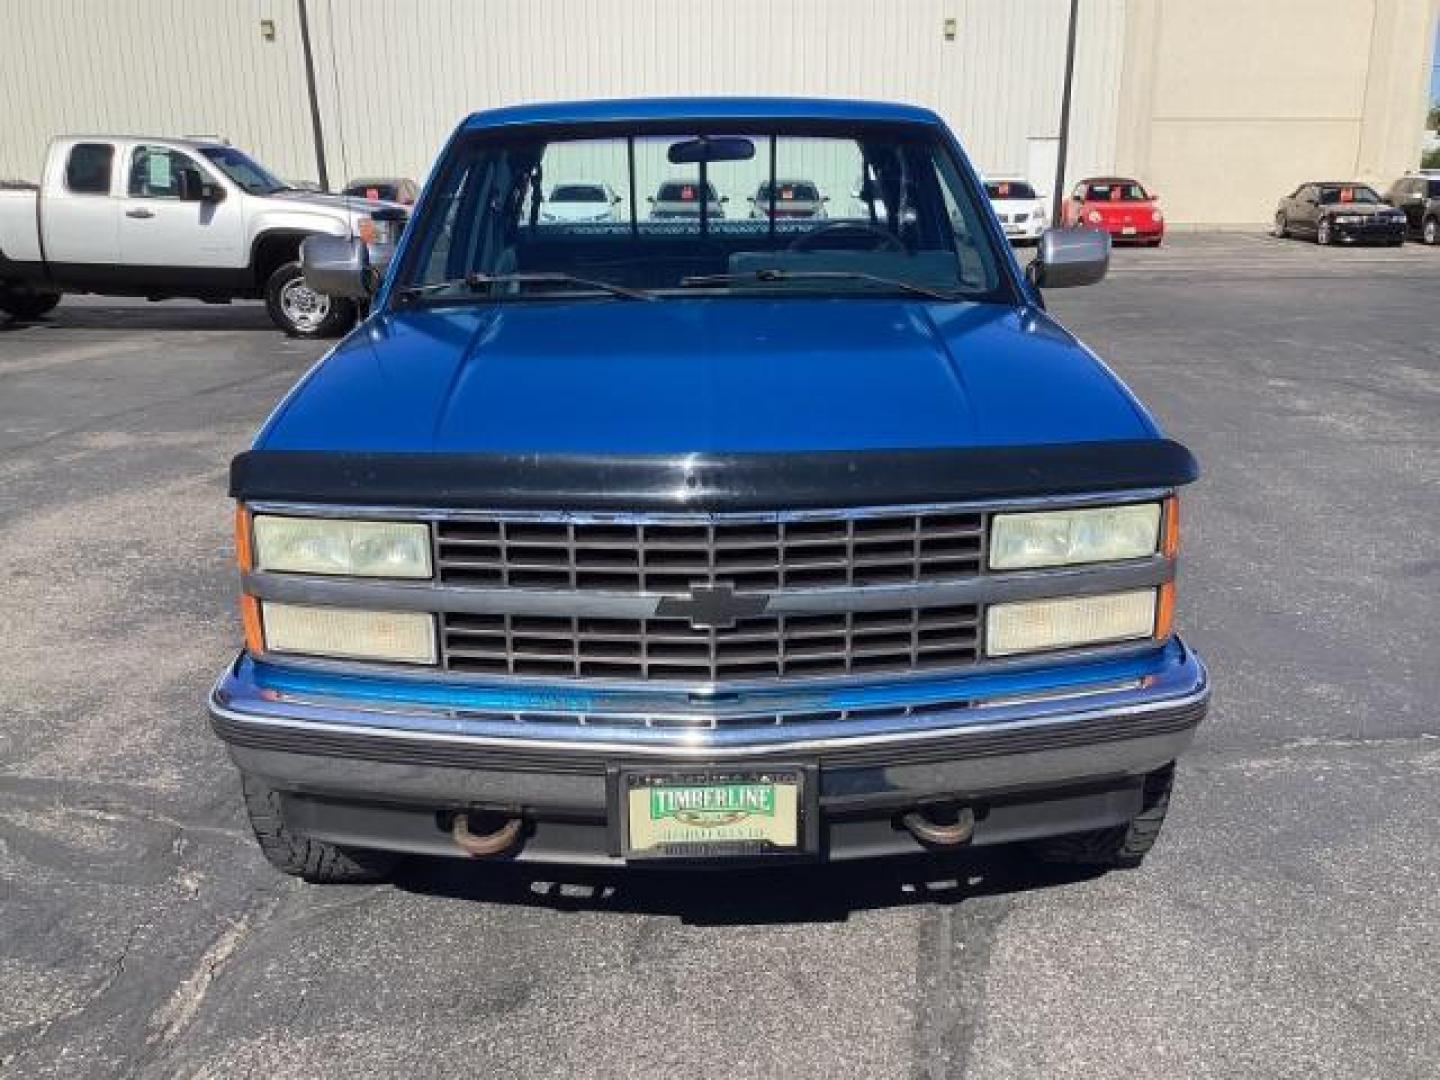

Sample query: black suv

[1384,173,1440,245]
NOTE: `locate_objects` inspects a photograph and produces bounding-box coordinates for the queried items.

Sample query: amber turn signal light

[1161,495,1180,558]
[234,505,254,572]
[1154,581,1176,640]
[240,594,265,654]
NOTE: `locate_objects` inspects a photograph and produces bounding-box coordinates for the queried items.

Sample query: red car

[1063,177,1164,246]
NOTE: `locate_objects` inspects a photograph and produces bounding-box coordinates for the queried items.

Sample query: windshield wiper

[678,269,960,302]
[397,272,654,302]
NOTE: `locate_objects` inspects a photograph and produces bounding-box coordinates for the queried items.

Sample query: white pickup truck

[0,136,404,336]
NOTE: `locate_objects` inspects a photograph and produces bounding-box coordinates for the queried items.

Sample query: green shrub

[1423,147,1440,170]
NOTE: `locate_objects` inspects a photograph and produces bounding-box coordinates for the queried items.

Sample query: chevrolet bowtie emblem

[655,583,769,630]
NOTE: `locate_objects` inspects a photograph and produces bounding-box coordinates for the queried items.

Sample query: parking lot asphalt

[1,233,1437,1079]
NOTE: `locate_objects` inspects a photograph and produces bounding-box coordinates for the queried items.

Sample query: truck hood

[256,299,1156,454]
[265,189,407,216]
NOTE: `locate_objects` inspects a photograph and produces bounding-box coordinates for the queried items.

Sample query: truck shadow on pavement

[391,848,1105,926]
[1,305,275,333]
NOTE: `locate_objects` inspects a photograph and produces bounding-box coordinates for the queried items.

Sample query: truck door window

[65,143,114,195]
[128,146,198,199]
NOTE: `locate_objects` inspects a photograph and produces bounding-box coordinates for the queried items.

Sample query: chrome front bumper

[210,640,1207,833]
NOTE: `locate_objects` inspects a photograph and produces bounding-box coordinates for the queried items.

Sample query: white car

[541,182,622,223]
[984,177,1048,242]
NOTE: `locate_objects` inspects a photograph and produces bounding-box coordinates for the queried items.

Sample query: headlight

[252,515,432,578]
[989,503,1161,570]
[260,601,437,664]
[986,589,1157,657]
[1151,209,1163,222]
[1086,210,1102,224]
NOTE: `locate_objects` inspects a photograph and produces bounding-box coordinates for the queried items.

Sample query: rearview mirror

[301,235,372,298]
[1028,228,1109,289]
[667,137,756,164]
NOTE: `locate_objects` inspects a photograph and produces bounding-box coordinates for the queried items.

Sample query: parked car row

[1274,182,1407,245]
[537,178,834,222]
[1273,172,1439,246]
[980,174,1163,247]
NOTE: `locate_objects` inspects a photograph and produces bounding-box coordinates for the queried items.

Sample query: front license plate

[617,767,809,860]
[1122,225,1137,235]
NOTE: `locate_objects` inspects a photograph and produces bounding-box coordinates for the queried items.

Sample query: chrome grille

[435,511,984,593]
[441,605,980,682]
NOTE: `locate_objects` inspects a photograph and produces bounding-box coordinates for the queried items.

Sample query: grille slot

[449,700,973,730]
[436,511,984,593]
[442,605,981,682]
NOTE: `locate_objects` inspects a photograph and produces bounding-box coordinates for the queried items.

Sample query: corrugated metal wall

[0,0,319,183]
[0,0,1124,195]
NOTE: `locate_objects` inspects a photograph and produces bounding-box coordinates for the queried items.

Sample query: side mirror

[301,234,371,298]
[822,195,831,202]
[647,195,655,203]
[1029,227,1110,289]
[178,169,223,202]
[721,195,730,204]
[612,194,622,204]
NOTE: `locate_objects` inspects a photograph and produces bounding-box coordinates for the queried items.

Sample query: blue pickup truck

[209,98,1208,882]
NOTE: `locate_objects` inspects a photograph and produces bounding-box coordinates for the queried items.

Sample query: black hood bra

[232,440,1198,511]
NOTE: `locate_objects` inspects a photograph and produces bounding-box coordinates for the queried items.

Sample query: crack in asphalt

[910,893,1013,1079]
[0,922,144,1074]
[143,894,283,1052]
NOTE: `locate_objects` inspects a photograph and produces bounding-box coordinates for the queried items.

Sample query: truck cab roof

[461,97,944,131]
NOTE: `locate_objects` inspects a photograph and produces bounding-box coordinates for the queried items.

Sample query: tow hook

[902,804,976,847]
[451,812,524,857]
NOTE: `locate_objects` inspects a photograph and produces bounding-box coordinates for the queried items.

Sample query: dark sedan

[1273,182,1406,246]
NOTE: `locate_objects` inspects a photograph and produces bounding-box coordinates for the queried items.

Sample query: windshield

[198,146,287,195]
[1086,182,1148,202]
[551,184,608,202]
[986,180,1037,200]
[396,126,1005,304]
[1318,185,1381,205]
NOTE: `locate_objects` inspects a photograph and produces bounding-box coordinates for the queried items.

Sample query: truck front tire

[0,289,62,321]
[1029,762,1175,869]
[240,772,397,883]
[264,261,356,339]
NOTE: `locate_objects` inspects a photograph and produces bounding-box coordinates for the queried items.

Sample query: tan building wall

[1114,0,1440,226]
